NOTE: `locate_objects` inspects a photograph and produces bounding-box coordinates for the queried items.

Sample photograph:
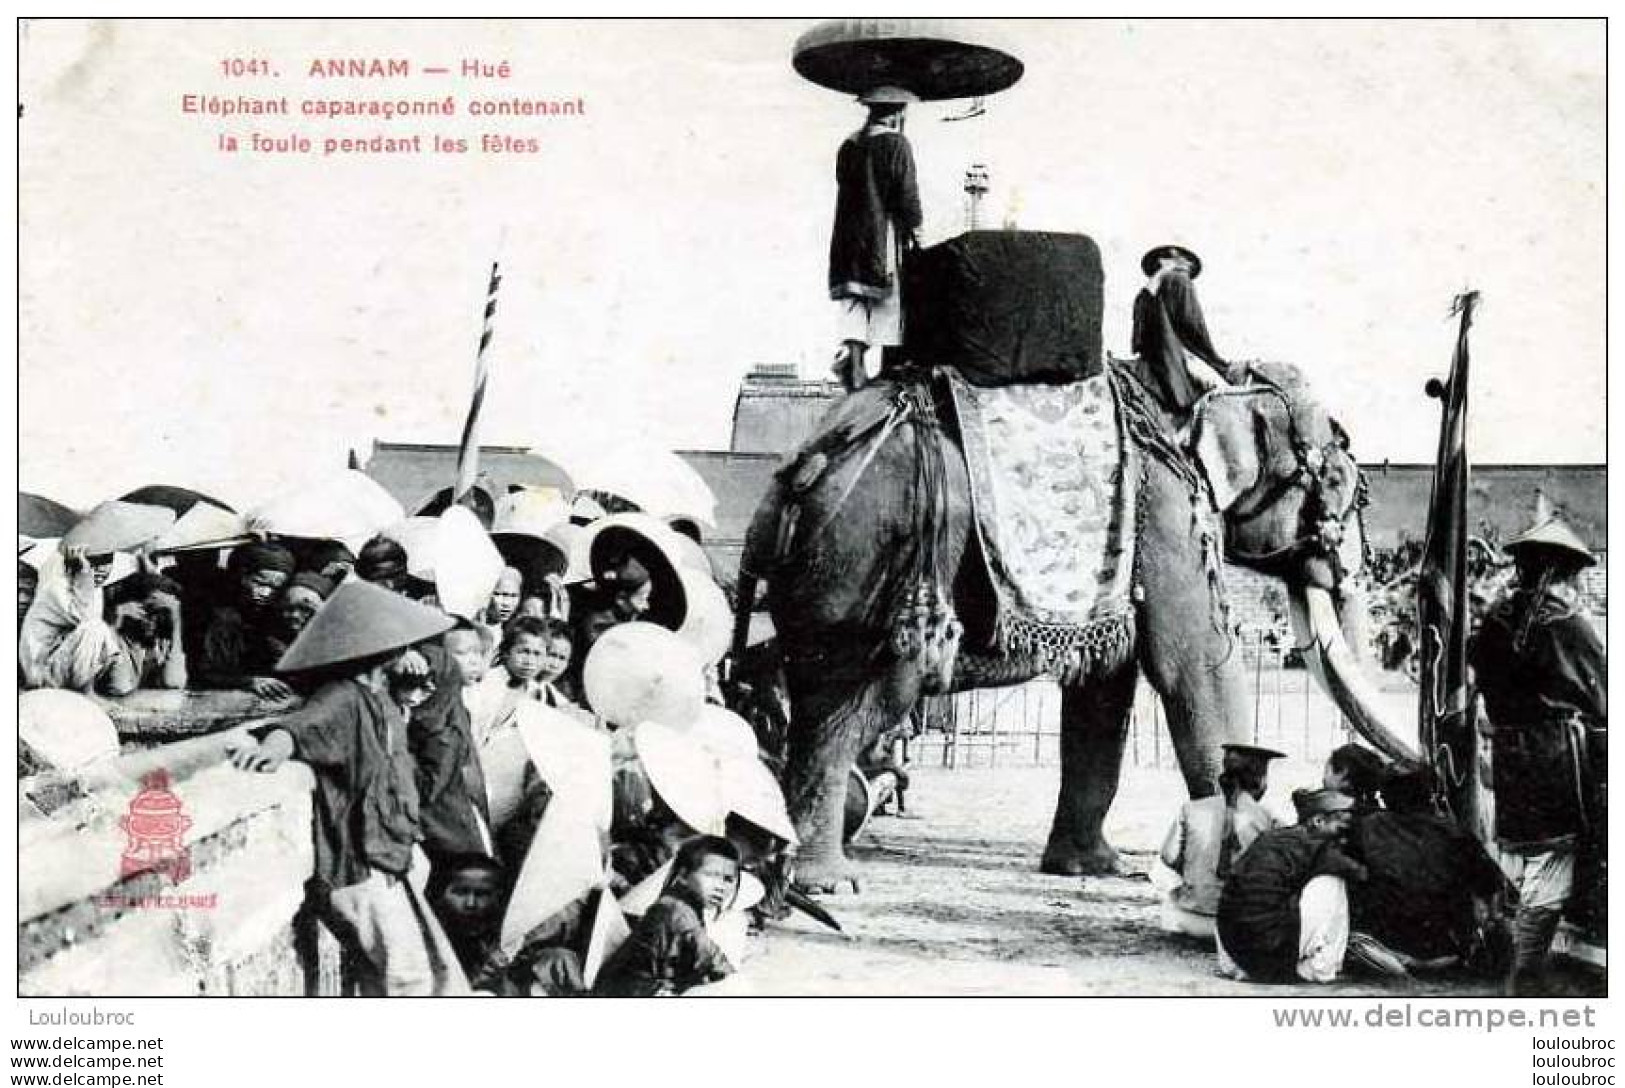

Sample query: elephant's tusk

[1288,586,1419,762]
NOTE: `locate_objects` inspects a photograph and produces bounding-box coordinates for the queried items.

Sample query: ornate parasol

[792,19,1024,101]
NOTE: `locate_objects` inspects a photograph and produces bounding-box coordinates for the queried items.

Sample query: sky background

[19,18,1605,509]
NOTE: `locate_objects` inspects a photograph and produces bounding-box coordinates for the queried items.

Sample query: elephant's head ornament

[1190,365,1417,761]
[1190,369,1364,592]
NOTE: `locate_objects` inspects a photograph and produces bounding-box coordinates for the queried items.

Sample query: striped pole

[453,260,502,505]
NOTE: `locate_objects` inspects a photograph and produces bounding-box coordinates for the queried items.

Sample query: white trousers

[1215,875,1350,984]
[326,867,469,996]
[1502,845,1576,911]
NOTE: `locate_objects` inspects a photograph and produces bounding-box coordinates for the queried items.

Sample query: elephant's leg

[783,598,963,892]
[782,673,875,893]
[1138,606,1251,803]
[1041,666,1140,876]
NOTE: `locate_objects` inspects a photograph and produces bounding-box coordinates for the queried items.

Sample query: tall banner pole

[1417,290,1479,829]
[454,259,502,506]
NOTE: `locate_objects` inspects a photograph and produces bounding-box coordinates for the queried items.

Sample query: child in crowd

[228,581,467,996]
[425,852,510,988]
[472,617,577,736]
[594,835,740,996]
[477,567,523,656]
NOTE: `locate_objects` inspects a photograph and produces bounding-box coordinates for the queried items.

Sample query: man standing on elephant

[1469,513,1606,996]
[828,86,923,394]
[1131,244,1236,414]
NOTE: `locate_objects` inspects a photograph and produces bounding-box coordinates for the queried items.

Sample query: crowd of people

[18,480,801,997]
[15,480,1605,997]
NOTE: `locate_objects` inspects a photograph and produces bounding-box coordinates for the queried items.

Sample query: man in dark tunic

[1217,788,1367,983]
[193,540,296,697]
[357,542,495,872]
[1345,760,1508,974]
[829,85,923,394]
[1468,513,1606,995]
[1131,244,1235,415]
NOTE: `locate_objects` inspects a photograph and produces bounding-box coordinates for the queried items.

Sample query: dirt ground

[738,763,1513,997]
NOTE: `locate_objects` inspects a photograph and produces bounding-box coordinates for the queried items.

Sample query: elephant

[732,355,1418,893]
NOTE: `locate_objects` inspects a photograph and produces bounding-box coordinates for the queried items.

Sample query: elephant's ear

[1191,392,1266,512]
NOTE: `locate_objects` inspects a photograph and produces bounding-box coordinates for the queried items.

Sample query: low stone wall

[19,724,340,996]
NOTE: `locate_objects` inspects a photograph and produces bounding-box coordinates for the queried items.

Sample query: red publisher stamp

[118,770,194,885]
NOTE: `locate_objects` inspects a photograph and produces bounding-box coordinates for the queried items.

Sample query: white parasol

[246,470,405,553]
[525,431,717,530]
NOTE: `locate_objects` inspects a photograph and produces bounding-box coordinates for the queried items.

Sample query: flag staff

[1418,289,1480,828]
[453,259,503,507]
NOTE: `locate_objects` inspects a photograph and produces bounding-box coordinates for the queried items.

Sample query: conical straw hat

[583,513,689,630]
[633,721,726,835]
[675,569,732,666]
[61,501,175,556]
[515,702,613,832]
[618,859,672,918]
[19,690,119,773]
[276,580,453,673]
[1503,515,1596,567]
[19,493,79,540]
[582,622,705,729]
[428,506,504,620]
[151,501,251,553]
[580,887,632,988]
[686,704,760,763]
[500,805,607,956]
[722,756,799,845]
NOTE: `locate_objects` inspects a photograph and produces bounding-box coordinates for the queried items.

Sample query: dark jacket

[194,603,281,689]
[410,643,493,865]
[275,679,421,888]
[828,127,921,300]
[593,881,733,996]
[1216,826,1366,983]
[1347,809,1505,959]
[1470,587,1606,848]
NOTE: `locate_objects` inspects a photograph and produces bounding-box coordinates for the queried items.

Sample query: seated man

[1158,743,1285,939]
[98,572,188,696]
[1217,787,1367,983]
[193,540,297,697]
[1131,244,1236,415]
[20,546,122,692]
[1343,760,1509,977]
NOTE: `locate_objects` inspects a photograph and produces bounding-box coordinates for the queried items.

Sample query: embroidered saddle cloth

[945,369,1138,675]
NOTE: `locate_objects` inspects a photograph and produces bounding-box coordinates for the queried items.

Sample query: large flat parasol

[793,19,1024,101]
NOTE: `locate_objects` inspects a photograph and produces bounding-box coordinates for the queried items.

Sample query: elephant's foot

[1040,838,1131,878]
[791,854,862,896]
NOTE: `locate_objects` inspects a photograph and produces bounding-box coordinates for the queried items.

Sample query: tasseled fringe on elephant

[991,606,1137,684]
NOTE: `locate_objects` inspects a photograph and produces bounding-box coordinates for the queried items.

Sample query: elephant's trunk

[1288,584,1419,762]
